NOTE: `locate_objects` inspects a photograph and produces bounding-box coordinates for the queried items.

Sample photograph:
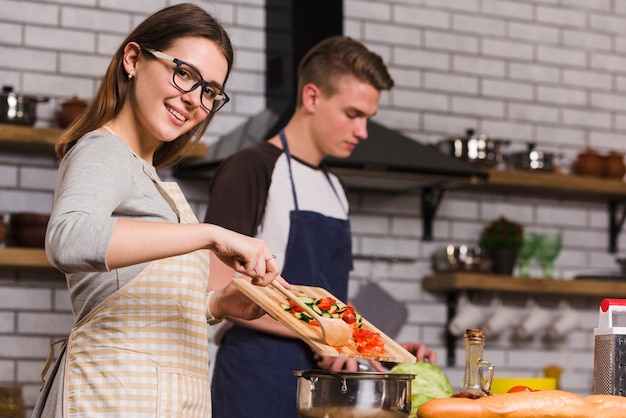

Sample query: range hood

[174,0,488,193]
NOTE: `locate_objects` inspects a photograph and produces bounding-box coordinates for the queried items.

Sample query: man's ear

[301,83,322,113]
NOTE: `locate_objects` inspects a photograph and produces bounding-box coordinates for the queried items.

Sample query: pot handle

[300,369,344,381]
[37,97,50,103]
[300,370,350,394]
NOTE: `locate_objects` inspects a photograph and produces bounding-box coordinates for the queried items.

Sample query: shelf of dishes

[423,272,626,298]
[0,248,51,268]
[0,124,207,158]
[423,271,626,367]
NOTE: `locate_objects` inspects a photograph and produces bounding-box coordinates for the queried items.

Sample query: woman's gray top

[33,130,178,417]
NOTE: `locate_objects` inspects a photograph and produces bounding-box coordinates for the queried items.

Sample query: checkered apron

[62,181,212,417]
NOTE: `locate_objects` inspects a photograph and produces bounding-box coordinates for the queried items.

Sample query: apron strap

[320,164,348,215]
[40,338,67,389]
[279,130,347,215]
[279,130,300,211]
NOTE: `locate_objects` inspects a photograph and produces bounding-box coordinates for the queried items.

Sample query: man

[205,35,435,418]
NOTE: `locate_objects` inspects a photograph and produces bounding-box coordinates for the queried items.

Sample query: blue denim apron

[211,131,352,418]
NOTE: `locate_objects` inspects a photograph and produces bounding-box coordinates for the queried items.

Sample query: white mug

[516,300,552,339]
[483,297,520,337]
[546,300,580,340]
[448,295,488,337]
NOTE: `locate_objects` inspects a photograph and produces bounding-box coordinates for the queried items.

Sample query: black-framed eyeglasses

[143,48,230,113]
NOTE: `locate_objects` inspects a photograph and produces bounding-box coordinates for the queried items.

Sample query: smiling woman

[109,36,230,147]
[54,4,233,169]
[31,4,285,418]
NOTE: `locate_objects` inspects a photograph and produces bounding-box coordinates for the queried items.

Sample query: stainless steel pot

[294,370,415,418]
[0,86,49,126]
[505,143,559,172]
[431,244,492,273]
[436,128,510,167]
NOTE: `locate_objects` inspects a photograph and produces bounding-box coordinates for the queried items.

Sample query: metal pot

[505,143,559,172]
[431,244,492,273]
[294,370,415,418]
[0,85,49,126]
[436,128,510,167]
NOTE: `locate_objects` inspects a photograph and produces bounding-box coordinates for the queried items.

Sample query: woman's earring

[128,71,134,80]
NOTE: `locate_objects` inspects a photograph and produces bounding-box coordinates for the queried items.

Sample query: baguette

[417,390,626,418]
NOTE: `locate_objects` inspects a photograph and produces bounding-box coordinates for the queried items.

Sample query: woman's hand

[209,226,281,286]
[209,281,266,321]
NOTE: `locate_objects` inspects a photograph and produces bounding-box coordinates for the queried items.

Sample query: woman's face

[129,36,229,145]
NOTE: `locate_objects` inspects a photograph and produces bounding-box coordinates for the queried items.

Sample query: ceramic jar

[604,151,626,179]
[573,148,604,177]
[57,96,88,128]
[0,384,25,418]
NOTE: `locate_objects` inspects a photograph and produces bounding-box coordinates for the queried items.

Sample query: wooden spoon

[271,281,352,347]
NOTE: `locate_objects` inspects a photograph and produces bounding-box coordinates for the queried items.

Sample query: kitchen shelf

[334,167,626,250]
[457,169,626,253]
[423,272,626,367]
[469,169,626,200]
[423,272,626,298]
[0,247,51,268]
[0,124,207,158]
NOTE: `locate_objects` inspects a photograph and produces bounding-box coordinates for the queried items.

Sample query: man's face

[310,74,381,160]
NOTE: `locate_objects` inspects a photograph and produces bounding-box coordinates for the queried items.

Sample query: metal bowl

[436,128,510,167]
[0,86,49,126]
[431,245,492,273]
[294,370,415,418]
[504,143,560,172]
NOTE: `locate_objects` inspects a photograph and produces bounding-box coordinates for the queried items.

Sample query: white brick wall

[2,0,626,412]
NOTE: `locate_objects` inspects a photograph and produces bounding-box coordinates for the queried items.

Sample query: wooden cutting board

[231,277,417,363]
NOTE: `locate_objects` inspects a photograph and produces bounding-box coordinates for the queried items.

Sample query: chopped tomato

[352,327,385,355]
[508,386,539,393]
[289,300,303,313]
[283,295,385,353]
[316,297,336,311]
[340,306,357,324]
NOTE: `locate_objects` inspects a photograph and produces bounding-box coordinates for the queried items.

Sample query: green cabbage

[391,361,454,415]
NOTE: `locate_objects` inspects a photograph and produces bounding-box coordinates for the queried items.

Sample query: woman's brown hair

[55,3,234,169]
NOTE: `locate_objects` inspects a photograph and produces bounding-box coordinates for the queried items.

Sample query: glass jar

[453,329,495,398]
[0,384,25,418]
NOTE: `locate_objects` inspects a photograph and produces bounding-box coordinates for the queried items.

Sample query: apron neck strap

[279,130,347,214]
[279,130,301,211]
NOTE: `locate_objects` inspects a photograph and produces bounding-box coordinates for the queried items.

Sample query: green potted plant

[479,216,524,275]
